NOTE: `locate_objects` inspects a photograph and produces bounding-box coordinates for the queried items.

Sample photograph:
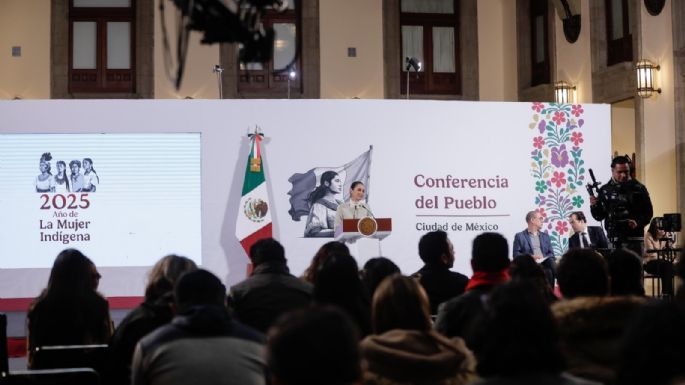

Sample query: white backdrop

[0,100,611,299]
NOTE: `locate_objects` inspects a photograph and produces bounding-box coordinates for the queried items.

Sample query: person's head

[349,181,365,202]
[471,232,510,273]
[510,255,554,303]
[267,306,361,385]
[418,230,454,267]
[308,171,342,205]
[174,269,226,313]
[46,249,99,297]
[145,254,198,301]
[568,211,587,233]
[647,217,666,239]
[303,241,350,283]
[611,155,632,183]
[56,161,66,175]
[321,171,342,194]
[361,257,400,297]
[371,275,431,334]
[83,158,93,172]
[557,248,609,298]
[313,253,370,334]
[474,280,564,377]
[249,238,286,267]
[69,160,81,174]
[525,210,543,231]
[607,248,645,296]
[39,152,52,174]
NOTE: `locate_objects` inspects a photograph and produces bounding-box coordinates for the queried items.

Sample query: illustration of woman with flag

[304,171,343,237]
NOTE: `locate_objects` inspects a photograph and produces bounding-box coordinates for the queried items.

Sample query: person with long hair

[361,275,476,385]
[35,152,54,193]
[69,159,84,192]
[27,249,112,367]
[313,252,371,336]
[304,171,343,237]
[301,241,350,283]
[109,254,197,385]
[644,217,676,296]
[82,158,99,192]
[53,160,70,193]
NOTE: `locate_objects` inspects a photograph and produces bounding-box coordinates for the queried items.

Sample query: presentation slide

[0,133,202,269]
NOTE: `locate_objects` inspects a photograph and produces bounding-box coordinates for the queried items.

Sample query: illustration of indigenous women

[35,153,54,193]
[304,171,343,237]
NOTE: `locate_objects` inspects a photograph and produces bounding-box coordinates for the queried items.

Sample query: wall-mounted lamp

[636,59,661,98]
[554,80,575,104]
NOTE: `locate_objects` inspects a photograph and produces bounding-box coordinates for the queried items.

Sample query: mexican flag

[236,132,272,257]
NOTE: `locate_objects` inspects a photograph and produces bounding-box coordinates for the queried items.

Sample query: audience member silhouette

[229,238,313,333]
[509,254,556,304]
[313,253,371,336]
[606,248,645,296]
[361,275,476,385]
[472,281,595,385]
[557,249,609,299]
[131,269,266,385]
[267,306,361,385]
[552,248,645,384]
[360,257,400,297]
[435,232,510,344]
[108,254,197,385]
[617,257,685,385]
[301,241,350,283]
[27,249,112,368]
[412,230,468,314]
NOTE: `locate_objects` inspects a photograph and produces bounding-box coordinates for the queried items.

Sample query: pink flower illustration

[555,220,569,235]
[533,136,544,149]
[571,132,584,146]
[536,207,547,220]
[571,105,584,117]
[552,111,566,125]
[551,171,566,188]
[532,102,544,113]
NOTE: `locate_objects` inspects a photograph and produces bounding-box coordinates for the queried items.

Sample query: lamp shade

[636,59,661,98]
[554,80,575,104]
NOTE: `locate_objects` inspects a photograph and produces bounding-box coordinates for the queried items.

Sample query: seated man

[513,210,556,287]
[435,232,510,345]
[568,211,609,250]
[411,230,468,314]
[132,269,266,385]
[229,238,313,333]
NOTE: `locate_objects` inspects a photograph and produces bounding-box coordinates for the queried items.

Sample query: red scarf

[465,269,510,291]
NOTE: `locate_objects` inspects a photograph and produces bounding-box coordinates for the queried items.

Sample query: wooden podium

[334,217,392,243]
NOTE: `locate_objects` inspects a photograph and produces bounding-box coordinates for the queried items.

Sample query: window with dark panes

[400,0,459,95]
[605,0,632,66]
[239,2,300,93]
[530,0,550,86]
[69,0,135,93]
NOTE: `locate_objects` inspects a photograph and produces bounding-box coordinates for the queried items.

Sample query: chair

[30,345,108,376]
[2,368,99,385]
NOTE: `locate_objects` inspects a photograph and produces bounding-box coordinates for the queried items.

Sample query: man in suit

[513,210,556,286]
[568,211,609,250]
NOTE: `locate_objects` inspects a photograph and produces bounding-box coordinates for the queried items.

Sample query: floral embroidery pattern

[529,103,587,255]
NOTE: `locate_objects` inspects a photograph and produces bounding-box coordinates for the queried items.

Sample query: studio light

[405,56,422,72]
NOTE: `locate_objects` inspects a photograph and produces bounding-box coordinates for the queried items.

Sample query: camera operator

[589,155,653,256]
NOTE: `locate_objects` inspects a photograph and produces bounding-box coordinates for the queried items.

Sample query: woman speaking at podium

[334,181,373,232]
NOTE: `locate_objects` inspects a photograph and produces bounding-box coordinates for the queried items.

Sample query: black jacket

[590,179,653,240]
[568,226,609,249]
[229,261,312,333]
[412,263,468,315]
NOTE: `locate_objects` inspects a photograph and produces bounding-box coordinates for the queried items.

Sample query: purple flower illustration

[538,120,546,134]
[550,144,569,168]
